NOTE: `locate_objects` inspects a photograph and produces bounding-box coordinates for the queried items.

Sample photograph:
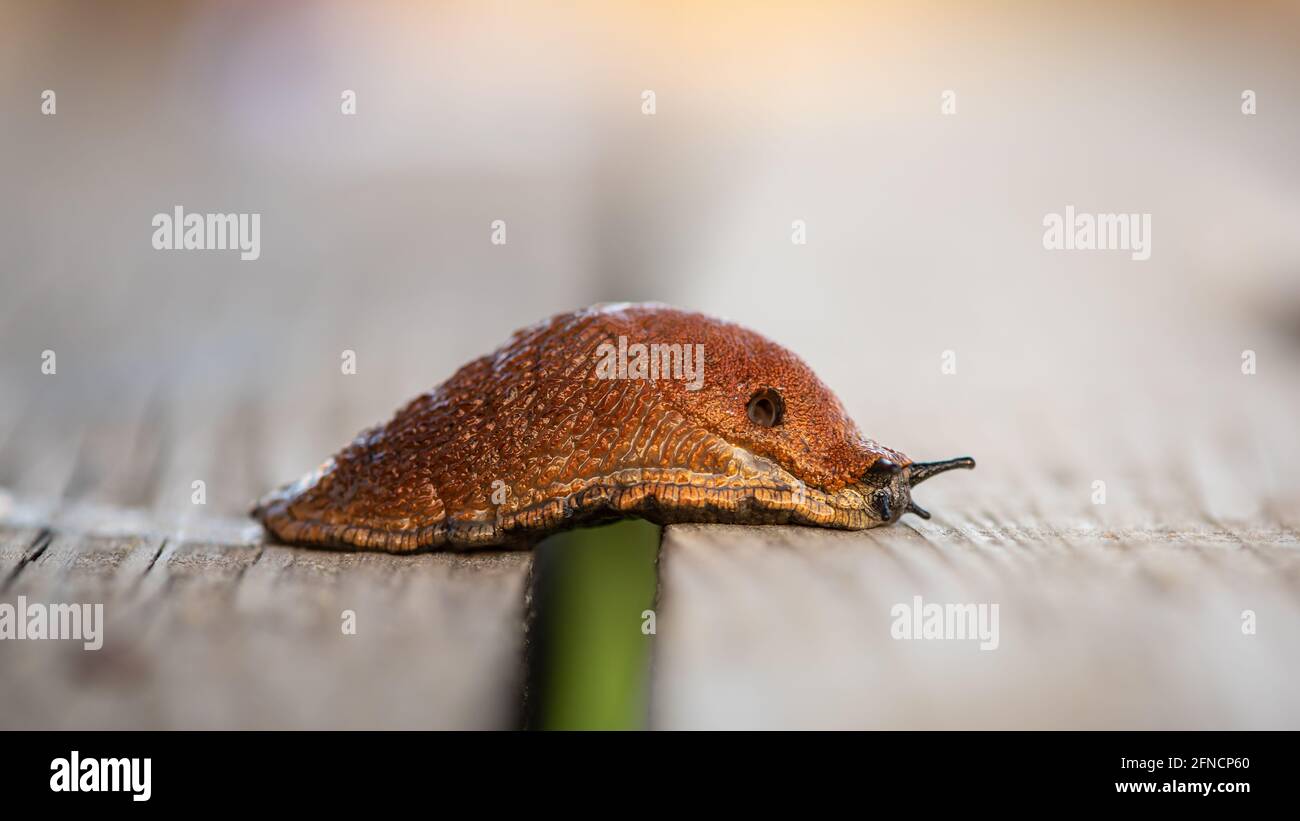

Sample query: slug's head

[593,304,975,526]
[859,456,977,523]
[651,314,904,492]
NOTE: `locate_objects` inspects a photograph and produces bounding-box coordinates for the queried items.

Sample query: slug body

[254,304,973,551]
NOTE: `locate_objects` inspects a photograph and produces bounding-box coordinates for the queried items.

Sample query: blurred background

[2,0,1298,729]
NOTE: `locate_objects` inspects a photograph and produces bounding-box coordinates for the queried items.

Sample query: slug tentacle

[254,304,976,552]
[906,501,932,520]
[907,457,976,487]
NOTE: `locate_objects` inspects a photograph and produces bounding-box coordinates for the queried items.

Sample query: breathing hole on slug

[746,388,785,428]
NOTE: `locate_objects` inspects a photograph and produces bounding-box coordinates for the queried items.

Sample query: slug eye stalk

[907,457,976,487]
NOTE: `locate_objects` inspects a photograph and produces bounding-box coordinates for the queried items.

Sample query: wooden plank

[0,524,53,586]
[651,522,1300,729]
[0,504,532,730]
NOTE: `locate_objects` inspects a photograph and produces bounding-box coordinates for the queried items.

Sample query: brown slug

[254,303,974,551]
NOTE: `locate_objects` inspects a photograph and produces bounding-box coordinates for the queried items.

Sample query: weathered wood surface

[652,523,1299,729]
[0,500,530,730]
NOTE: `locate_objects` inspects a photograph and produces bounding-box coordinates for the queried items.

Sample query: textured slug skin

[254,303,911,552]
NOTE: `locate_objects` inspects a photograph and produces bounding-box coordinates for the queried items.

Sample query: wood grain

[0,507,531,730]
[651,521,1298,729]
